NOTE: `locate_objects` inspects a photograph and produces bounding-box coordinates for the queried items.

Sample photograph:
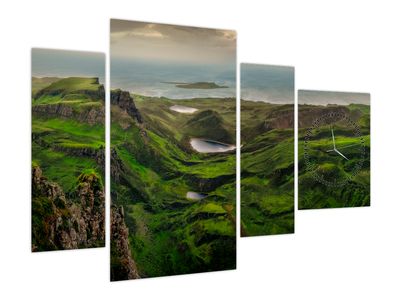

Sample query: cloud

[110,19,236,65]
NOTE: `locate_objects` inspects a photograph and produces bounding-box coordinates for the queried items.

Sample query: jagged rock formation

[111,89,143,124]
[110,205,140,281]
[31,165,105,251]
[32,103,104,125]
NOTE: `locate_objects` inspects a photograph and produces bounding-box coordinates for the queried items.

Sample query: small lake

[186,191,207,200]
[190,138,236,153]
[170,105,198,114]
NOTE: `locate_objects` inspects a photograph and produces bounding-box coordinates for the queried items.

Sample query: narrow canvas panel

[31,49,105,251]
[298,90,371,209]
[110,19,237,281]
[240,63,295,237]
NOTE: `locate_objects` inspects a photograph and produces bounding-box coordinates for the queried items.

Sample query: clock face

[303,111,366,188]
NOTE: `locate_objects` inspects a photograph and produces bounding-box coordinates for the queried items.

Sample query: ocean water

[32,49,105,83]
[241,63,294,104]
[111,58,236,99]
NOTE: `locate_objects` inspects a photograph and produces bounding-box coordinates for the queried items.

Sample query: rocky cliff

[31,165,105,251]
[111,89,143,124]
[32,103,104,125]
[110,205,140,281]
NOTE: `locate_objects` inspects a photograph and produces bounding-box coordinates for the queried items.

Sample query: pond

[186,191,207,200]
[170,105,198,114]
[190,138,236,153]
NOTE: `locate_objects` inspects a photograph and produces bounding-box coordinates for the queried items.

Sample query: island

[162,81,228,89]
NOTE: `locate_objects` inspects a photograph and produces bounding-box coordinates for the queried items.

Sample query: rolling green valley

[110,19,237,280]
[240,100,294,236]
[110,92,236,280]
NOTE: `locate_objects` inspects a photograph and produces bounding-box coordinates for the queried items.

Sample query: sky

[110,19,236,65]
[241,63,294,104]
[298,90,370,105]
[31,48,105,82]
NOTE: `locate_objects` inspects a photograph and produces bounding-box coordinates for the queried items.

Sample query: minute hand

[331,128,336,149]
[334,148,349,160]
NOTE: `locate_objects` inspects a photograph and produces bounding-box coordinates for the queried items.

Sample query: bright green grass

[111,96,236,278]
[298,105,370,209]
[42,77,100,93]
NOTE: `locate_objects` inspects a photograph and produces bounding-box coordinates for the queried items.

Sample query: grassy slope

[111,95,236,278]
[240,100,294,236]
[31,77,60,97]
[32,77,105,193]
[38,77,100,93]
[298,104,370,209]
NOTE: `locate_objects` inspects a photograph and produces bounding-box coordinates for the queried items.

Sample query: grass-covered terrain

[240,100,294,236]
[32,76,105,197]
[298,104,370,209]
[111,93,236,279]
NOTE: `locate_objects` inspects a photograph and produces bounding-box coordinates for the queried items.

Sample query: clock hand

[334,148,349,160]
[331,128,336,149]
[336,144,359,150]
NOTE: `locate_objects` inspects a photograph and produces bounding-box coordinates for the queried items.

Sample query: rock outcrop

[110,205,140,281]
[111,89,143,124]
[31,165,105,251]
[32,103,104,125]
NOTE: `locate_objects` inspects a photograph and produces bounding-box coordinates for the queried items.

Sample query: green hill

[34,77,104,101]
[32,76,60,97]
[110,93,236,279]
[184,110,234,144]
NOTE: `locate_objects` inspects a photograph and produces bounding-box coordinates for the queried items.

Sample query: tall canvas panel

[110,19,237,280]
[31,49,105,251]
[240,63,295,237]
[298,90,371,209]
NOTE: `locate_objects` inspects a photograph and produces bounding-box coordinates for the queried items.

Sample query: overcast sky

[298,90,370,105]
[110,19,236,65]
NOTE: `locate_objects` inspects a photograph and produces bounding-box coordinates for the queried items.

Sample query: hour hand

[334,148,349,160]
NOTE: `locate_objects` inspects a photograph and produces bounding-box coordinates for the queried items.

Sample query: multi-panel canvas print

[298,90,371,209]
[110,19,237,280]
[31,49,105,251]
[240,63,295,237]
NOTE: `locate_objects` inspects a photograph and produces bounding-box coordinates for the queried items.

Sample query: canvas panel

[31,48,106,251]
[298,90,371,209]
[110,19,237,280]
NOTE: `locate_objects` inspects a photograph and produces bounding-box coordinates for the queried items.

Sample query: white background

[0,0,399,299]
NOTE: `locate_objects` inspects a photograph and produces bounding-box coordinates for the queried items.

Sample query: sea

[241,63,294,104]
[32,49,105,83]
[111,58,236,99]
